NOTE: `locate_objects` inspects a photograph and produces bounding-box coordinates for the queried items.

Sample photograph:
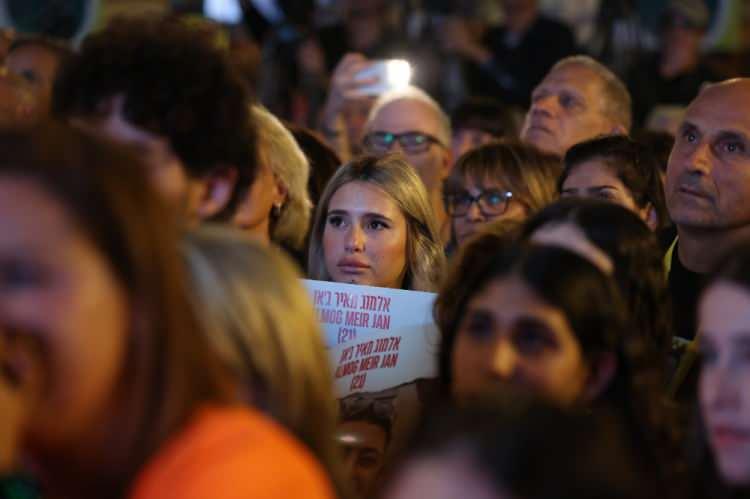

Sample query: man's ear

[582,352,617,402]
[195,166,238,220]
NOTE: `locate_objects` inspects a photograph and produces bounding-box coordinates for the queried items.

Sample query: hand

[0,327,44,473]
[320,53,378,126]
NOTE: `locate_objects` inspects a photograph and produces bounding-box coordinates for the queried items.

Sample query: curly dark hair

[52,16,256,195]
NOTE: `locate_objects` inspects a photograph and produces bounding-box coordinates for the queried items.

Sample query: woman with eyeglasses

[308,154,445,291]
[443,140,561,248]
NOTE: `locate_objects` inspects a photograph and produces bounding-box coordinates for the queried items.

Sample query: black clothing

[667,241,705,341]
[627,53,719,127]
[462,15,577,107]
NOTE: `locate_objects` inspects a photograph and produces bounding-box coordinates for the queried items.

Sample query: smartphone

[204,0,243,25]
[354,59,413,96]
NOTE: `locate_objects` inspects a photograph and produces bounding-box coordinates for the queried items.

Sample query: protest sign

[304,279,439,397]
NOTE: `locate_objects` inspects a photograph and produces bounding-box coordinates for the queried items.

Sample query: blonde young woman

[233,105,312,253]
[183,226,346,495]
[307,154,445,292]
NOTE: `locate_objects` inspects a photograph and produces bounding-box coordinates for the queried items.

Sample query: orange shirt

[129,405,335,499]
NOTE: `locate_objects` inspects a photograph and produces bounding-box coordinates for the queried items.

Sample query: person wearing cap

[626,0,719,128]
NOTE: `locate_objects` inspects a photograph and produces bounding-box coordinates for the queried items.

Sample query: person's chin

[333,271,371,286]
[522,130,559,155]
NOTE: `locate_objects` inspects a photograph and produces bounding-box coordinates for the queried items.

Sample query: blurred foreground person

[444,141,559,249]
[0,122,333,499]
[559,135,668,231]
[697,243,750,497]
[383,399,652,499]
[183,226,347,496]
[436,240,681,497]
[308,154,445,291]
[520,56,631,157]
[53,17,255,222]
[523,199,673,368]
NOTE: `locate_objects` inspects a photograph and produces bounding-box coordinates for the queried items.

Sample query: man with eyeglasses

[363,86,453,243]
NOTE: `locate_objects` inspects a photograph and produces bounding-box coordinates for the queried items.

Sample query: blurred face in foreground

[0,176,129,460]
[451,274,590,406]
[699,280,750,486]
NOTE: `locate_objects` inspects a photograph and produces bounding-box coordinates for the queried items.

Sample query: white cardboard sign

[304,280,440,397]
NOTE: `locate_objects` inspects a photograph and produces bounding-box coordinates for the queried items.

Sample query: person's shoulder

[130,406,334,499]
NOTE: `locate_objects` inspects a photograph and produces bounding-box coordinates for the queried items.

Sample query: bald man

[521,56,631,157]
[363,87,453,243]
[665,79,750,342]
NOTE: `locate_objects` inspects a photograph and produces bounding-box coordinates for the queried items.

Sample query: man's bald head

[666,77,750,233]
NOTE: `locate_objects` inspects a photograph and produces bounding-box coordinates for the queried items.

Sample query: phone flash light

[386,60,412,90]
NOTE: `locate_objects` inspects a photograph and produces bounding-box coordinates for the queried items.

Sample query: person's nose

[490,339,519,381]
[345,224,365,253]
[531,94,556,118]
[684,140,713,176]
[465,199,485,223]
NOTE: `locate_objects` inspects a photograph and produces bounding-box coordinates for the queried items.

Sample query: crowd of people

[0,0,749,498]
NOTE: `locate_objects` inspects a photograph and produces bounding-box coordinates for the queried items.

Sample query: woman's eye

[595,191,617,201]
[699,343,718,365]
[0,261,46,290]
[512,325,554,355]
[461,312,494,341]
[368,220,388,230]
[327,215,345,228]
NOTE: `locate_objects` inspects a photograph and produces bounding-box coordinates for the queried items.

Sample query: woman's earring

[272,203,282,217]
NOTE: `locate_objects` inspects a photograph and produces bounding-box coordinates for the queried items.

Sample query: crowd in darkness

[1,0,750,498]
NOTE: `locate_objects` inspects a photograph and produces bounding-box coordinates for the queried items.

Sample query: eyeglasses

[445,189,514,217]
[363,131,445,155]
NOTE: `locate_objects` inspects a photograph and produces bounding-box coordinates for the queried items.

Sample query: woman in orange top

[0,122,335,499]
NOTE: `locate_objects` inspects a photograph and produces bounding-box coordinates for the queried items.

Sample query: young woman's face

[699,280,750,486]
[561,160,654,228]
[452,176,528,246]
[0,177,129,455]
[323,181,408,289]
[451,275,590,406]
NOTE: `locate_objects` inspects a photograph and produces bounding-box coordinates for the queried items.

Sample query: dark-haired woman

[696,243,750,497]
[435,238,682,499]
[559,134,669,231]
